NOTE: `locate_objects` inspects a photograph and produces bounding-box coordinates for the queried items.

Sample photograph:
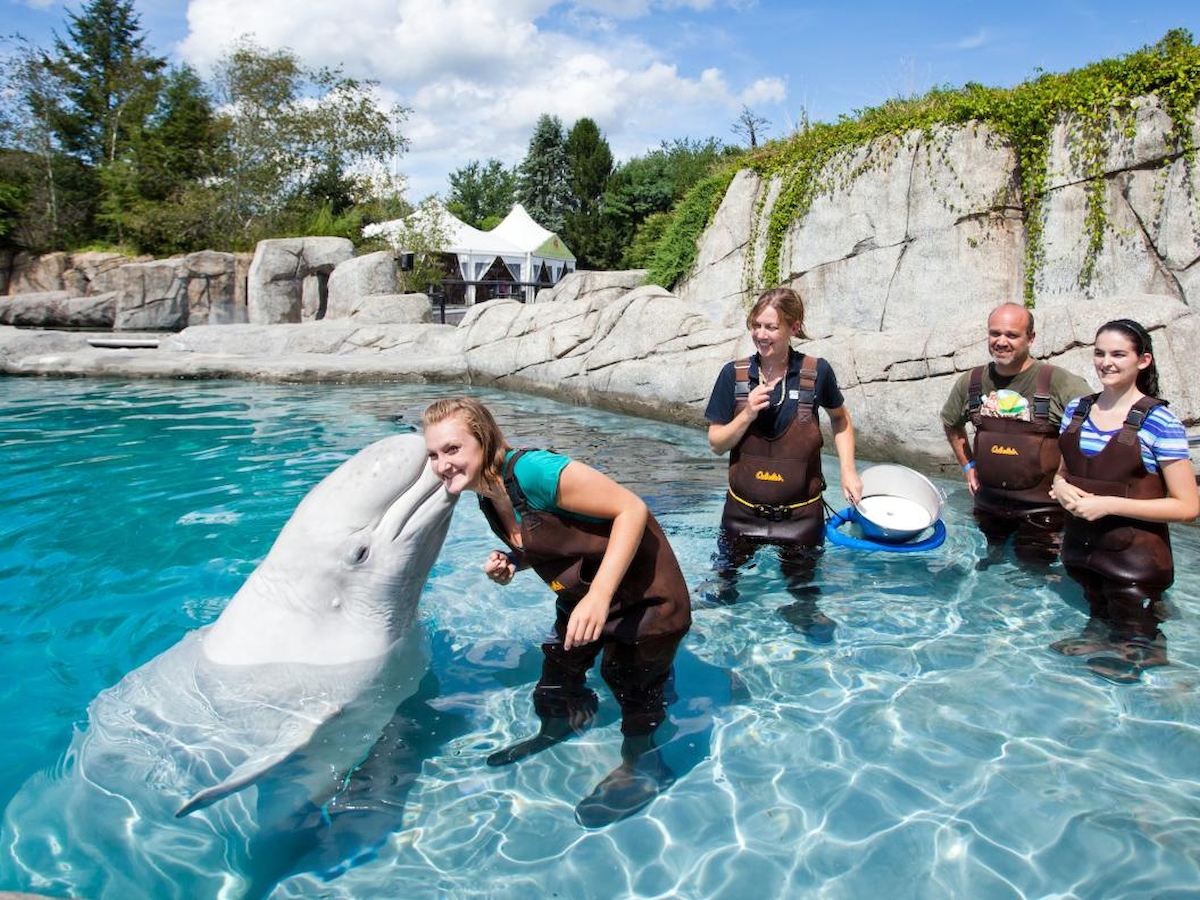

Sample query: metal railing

[431,279,552,324]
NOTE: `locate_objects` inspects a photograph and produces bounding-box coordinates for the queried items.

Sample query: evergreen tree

[45,0,165,167]
[42,0,166,244]
[562,117,612,268]
[118,65,226,254]
[446,158,516,228]
[516,114,570,233]
[140,64,222,195]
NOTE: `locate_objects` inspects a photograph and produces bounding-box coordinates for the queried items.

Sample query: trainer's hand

[483,550,516,585]
[564,591,610,650]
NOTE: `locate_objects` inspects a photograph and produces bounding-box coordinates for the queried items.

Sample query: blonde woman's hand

[563,591,610,650]
[483,550,516,585]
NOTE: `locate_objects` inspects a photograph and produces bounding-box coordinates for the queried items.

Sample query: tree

[446,158,516,228]
[291,68,409,215]
[41,0,167,243]
[138,64,222,197]
[209,37,409,248]
[593,137,732,268]
[0,37,95,250]
[45,0,166,167]
[731,104,770,149]
[516,113,570,233]
[562,117,613,268]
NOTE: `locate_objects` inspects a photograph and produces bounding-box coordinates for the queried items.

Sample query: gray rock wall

[1,279,1197,478]
[4,250,150,296]
[677,97,1200,338]
[246,238,354,324]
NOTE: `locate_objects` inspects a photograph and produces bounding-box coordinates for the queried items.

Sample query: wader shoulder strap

[797,353,818,407]
[1032,363,1054,421]
[502,448,533,513]
[733,357,752,411]
[967,365,985,423]
[1064,394,1098,436]
[476,448,536,519]
[1118,397,1165,446]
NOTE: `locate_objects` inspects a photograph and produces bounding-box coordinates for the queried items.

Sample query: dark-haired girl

[1050,319,1198,683]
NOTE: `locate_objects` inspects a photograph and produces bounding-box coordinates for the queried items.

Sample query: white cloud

[738,76,786,106]
[179,0,784,199]
[945,28,993,52]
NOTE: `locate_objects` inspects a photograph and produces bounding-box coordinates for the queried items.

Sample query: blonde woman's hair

[747,286,808,339]
[423,396,510,487]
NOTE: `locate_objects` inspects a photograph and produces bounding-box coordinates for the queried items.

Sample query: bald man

[941,303,1091,565]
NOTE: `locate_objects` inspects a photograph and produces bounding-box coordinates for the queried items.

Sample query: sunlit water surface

[1,379,1198,899]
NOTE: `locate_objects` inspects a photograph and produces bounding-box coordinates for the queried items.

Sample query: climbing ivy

[646,29,1200,304]
[645,170,736,288]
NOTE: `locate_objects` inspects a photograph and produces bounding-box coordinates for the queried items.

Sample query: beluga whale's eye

[344,542,371,566]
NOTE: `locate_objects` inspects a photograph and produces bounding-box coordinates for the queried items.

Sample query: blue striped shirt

[1060,398,1189,474]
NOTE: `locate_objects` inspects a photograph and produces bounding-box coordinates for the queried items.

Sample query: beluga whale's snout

[203,433,458,667]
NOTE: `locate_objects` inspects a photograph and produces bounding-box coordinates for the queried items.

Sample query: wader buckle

[753,503,792,522]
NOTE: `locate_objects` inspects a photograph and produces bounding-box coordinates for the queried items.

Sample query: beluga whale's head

[202,433,457,667]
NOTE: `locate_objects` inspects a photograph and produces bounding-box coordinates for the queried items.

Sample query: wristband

[962,461,975,472]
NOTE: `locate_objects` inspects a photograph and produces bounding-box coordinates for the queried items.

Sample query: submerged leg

[574,730,677,828]
[972,506,1017,570]
[1012,506,1067,568]
[487,638,601,767]
[700,529,756,605]
[1057,573,1170,685]
[775,544,834,642]
[575,633,685,828]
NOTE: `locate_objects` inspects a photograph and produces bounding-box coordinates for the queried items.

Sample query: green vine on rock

[646,29,1200,306]
[645,169,735,289]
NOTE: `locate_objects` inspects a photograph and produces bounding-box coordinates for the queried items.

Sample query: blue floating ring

[825,507,947,553]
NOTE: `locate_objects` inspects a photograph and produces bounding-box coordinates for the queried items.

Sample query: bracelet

[962,461,975,472]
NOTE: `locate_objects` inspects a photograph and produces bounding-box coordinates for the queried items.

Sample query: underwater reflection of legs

[487,639,601,766]
[1050,617,1114,656]
[1055,570,1170,684]
[774,544,835,643]
[1087,635,1169,685]
[575,632,685,828]
[278,666,474,888]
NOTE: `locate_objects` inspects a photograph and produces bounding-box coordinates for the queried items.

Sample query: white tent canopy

[363,202,575,302]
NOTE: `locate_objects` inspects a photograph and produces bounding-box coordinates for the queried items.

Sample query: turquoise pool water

[1,378,1198,899]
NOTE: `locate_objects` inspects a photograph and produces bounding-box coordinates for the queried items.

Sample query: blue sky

[4,1,1198,201]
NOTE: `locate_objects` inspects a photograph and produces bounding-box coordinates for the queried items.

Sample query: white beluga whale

[0,434,456,899]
